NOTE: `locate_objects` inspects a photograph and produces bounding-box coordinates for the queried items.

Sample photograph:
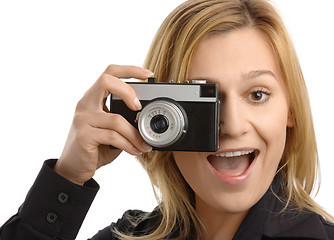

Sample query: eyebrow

[189,69,278,83]
[245,70,277,81]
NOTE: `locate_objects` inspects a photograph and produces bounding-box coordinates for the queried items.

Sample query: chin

[198,176,266,214]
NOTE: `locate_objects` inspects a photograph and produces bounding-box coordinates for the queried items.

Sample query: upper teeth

[214,150,254,158]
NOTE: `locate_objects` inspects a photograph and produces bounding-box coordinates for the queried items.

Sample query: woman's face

[173,28,293,216]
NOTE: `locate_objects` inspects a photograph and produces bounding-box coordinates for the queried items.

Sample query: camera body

[110,77,220,152]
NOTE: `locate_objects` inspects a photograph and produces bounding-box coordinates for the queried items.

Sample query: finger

[98,74,140,110]
[104,64,154,80]
[91,127,142,156]
[79,64,154,112]
[87,112,152,153]
[78,74,139,112]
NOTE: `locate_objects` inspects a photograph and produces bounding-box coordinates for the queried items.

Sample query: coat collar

[233,176,329,240]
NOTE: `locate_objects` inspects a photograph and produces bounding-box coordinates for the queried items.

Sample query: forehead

[189,28,283,82]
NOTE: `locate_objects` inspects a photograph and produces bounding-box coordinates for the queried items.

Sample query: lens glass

[150,115,169,134]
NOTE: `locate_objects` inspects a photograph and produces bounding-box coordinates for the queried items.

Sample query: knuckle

[98,74,110,88]
[75,98,86,111]
[107,131,118,143]
[72,112,88,127]
[110,113,125,126]
[105,64,117,73]
[98,74,118,93]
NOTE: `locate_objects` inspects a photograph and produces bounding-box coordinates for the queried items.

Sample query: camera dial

[137,99,188,148]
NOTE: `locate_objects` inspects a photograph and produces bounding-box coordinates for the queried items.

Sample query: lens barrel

[137,99,187,148]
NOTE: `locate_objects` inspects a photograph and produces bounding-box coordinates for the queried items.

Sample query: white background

[0,0,333,239]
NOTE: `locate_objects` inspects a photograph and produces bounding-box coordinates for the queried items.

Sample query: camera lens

[137,99,188,148]
[150,115,169,134]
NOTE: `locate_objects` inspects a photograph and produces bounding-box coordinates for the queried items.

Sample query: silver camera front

[137,99,188,148]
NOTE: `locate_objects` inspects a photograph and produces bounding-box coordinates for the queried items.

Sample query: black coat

[1,159,333,239]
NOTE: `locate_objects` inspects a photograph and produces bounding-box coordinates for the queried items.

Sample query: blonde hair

[116,0,333,239]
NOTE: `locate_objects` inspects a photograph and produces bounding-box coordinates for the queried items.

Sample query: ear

[287,108,294,128]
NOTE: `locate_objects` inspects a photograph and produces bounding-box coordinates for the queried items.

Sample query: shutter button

[58,192,69,204]
[46,212,58,224]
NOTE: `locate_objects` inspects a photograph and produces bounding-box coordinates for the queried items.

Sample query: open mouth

[207,149,258,177]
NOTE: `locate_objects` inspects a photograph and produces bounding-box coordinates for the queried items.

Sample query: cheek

[173,152,207,192]
[254,100,289,168]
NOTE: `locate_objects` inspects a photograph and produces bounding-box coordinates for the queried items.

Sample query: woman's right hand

[54,65,153,185]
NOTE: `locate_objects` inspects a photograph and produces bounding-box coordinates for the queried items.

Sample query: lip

[207,148,259,185]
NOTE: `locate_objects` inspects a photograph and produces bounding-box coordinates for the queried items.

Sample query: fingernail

[142,142,153,152]
[133,147,142,155]
[142,68,154,76]
[134,97,142,110]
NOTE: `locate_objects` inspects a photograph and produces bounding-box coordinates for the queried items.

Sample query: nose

[220,95,249,138]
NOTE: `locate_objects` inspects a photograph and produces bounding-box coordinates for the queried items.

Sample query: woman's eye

[247,88,271,104]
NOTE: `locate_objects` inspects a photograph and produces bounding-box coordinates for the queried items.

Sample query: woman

[1,0,333,239]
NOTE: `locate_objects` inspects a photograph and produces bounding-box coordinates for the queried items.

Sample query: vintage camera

[110,77,220,152]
